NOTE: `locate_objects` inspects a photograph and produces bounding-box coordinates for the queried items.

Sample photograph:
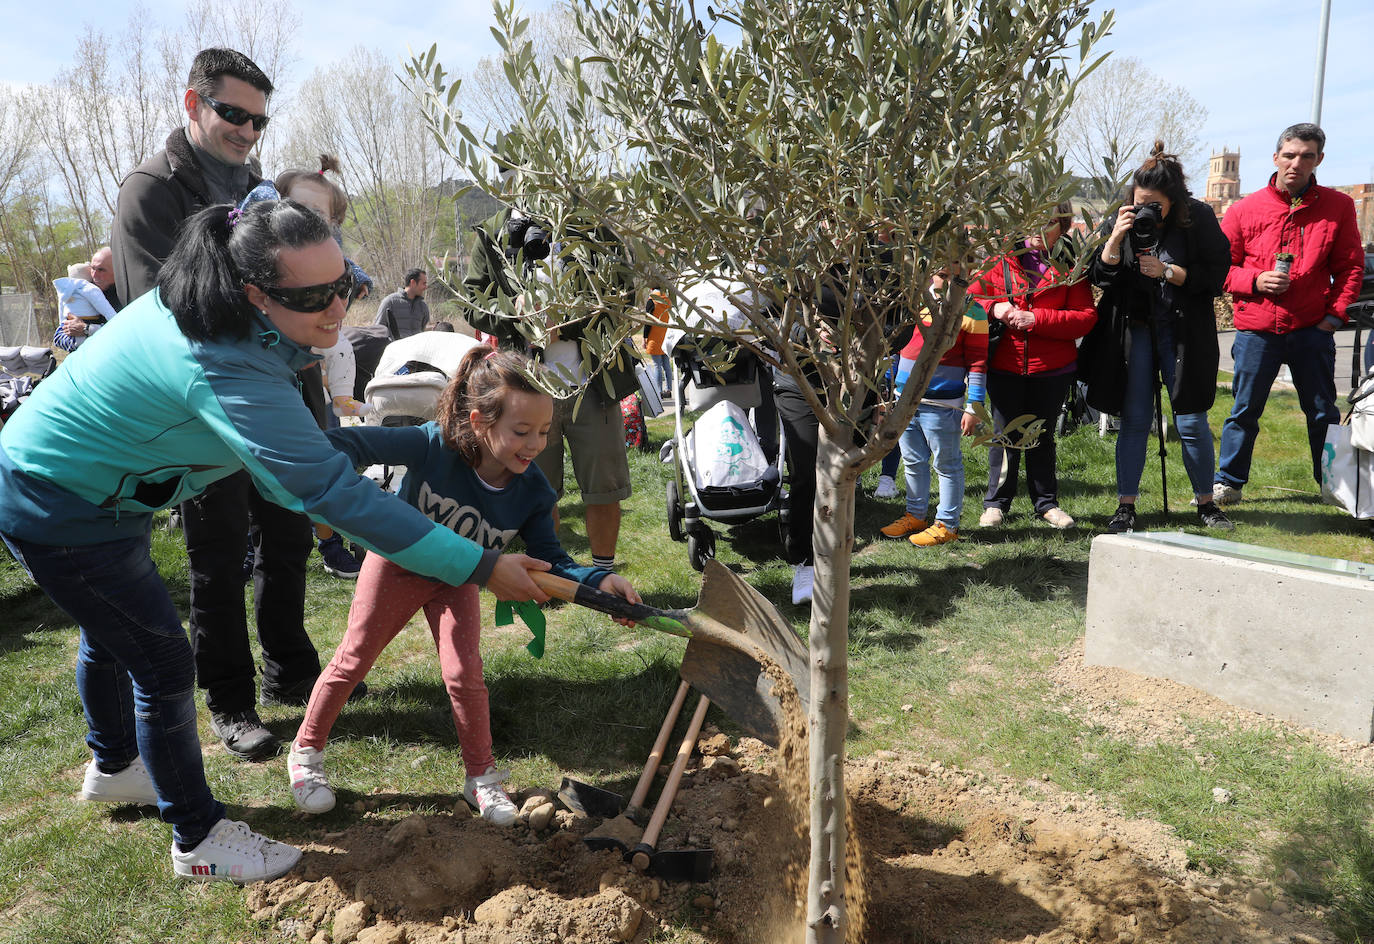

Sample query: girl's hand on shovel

[597,574,642,626]
[486,554,552,603]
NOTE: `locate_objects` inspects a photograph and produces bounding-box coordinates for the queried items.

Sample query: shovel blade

[678,560,810,748]
[632,846,714,883]
[557,777,624,818]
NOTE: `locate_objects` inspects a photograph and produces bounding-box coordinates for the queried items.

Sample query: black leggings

[984,370,1074,515]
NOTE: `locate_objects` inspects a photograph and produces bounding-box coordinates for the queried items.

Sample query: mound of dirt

[249,729,1336,943]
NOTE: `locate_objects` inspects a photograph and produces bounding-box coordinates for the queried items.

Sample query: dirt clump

[249,727,1337,943]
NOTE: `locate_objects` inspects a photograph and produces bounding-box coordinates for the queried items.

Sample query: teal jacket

[0,290,494,587]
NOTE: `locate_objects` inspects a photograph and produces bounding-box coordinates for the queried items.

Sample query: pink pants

[295,553,494,775]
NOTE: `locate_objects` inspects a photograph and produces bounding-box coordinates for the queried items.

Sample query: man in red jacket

[1214,123,1364,503]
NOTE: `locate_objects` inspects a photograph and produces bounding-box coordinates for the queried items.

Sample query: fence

[0,294,39,346]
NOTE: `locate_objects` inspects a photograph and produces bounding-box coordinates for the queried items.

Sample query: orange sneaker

[909,522,958,547]
[879,512,928,538]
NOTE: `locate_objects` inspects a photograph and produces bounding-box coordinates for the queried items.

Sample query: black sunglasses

[198,93,271,132]
[259,271,354,313]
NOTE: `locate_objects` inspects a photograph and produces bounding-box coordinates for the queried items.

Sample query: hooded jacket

[0,290,494,587]
[1222,174,1363,333]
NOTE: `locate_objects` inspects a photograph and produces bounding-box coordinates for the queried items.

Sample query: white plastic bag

[691,400,768,489]
[1349,370,1374,452]
[1320,423,1374,519]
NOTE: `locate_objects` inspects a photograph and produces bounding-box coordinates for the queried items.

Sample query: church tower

[1205,149,1241,217]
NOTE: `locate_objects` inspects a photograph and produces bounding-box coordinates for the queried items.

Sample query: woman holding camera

[1081,141,1233,532]
[972,201,1097,529]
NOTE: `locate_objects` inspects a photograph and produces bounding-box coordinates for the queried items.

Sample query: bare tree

[461,1,606,140]
[1058,56,1207,189]
[26,1,300,252]
[276,47,458,290]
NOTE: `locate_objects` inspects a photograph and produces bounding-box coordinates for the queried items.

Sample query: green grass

[2,388,1373,941]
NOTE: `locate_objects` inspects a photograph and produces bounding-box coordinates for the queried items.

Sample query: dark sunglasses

[198,93,271,132]
[259,271,354,313]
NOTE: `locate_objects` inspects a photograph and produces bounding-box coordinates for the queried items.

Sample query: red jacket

[970,253,1097,375]
[1222,174,1363,333]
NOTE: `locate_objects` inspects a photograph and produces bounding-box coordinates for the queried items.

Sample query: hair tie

[484,350,499,361]
[227,207,243,228]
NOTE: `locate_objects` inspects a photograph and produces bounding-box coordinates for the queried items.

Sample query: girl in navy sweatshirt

[288,347,641,824]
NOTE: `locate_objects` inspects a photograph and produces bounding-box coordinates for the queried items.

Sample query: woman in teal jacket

[0,200,549,884]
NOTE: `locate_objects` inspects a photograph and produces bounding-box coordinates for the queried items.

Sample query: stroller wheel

[666,478,685,542]
[687,529,716,572]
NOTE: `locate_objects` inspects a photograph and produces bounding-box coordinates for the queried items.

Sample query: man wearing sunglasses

[109,48,343,762]
[112,48,272,306]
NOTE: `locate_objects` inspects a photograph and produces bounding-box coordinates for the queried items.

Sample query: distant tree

[0,87,87,324]
[276,47,458,291]
[407,0,1110,939]
[1058,56,1207,185]
[460,2,606,141]
[29,1,299,251]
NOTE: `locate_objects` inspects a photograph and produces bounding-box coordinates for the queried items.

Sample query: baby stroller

[0,346,56,429]
[662,335,788,572]
[357,331,483,491]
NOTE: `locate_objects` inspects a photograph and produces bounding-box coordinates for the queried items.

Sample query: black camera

[505,216,551,263]
[1129,202,1164,254]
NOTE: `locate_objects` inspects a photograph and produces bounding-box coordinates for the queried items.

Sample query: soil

[250,642,1346,943]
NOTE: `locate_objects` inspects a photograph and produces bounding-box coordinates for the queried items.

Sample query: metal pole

[1311,0,1332,124]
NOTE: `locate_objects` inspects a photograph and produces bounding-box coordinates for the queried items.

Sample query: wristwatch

[1161,264,1175,283]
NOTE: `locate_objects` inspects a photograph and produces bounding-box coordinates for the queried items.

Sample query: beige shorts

[533,385,632,504]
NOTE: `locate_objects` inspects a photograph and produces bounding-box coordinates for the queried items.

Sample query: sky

[3,0,1370,192]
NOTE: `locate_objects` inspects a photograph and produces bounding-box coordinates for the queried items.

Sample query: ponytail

[157,204,251,341]
[1131,140,1192,227]
[436,346,545,465]
[274,154,348,225]
[156,199,333,342]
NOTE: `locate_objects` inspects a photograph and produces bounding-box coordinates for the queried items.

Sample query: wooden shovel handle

[627,679,692,813]
[632,694,711,871]
[530,571,685,633]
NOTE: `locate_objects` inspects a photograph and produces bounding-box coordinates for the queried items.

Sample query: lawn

[2,386,1372,942]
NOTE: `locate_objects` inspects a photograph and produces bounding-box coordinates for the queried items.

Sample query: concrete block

[1084,532,1374,742]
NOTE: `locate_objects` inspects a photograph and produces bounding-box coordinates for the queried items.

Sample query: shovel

[581,678,692,852]
[530,560,809,747]
[627,692,714,882]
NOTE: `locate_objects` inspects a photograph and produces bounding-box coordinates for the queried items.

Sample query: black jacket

[1080,198,1230,416]
[111,128,262,308]
[462,208,639,400]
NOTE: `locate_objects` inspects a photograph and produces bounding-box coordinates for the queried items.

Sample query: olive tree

[407,0,1109,938]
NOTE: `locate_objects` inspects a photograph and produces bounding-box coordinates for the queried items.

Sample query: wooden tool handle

[627,679,692,813]
[529,571,690,637]
[632,694,711,872]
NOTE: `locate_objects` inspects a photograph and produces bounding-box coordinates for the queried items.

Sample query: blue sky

[4,0,1369,192]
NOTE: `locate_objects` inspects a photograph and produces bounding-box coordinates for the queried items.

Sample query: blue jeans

[899,402,964,528]
[648,353,671,395]
[2,531,225,848]
[1117,321,1216,498]
[1217,326,1338,487]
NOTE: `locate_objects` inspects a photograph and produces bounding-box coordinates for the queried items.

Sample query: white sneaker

[462,766,518,826]
[288,743,335,814]
[171,818,301,883]
[80,756,158,806]
[1213,483,1243,506]
[791,564,815,605]
[873,475,899,499]
[978,507,1004,528]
